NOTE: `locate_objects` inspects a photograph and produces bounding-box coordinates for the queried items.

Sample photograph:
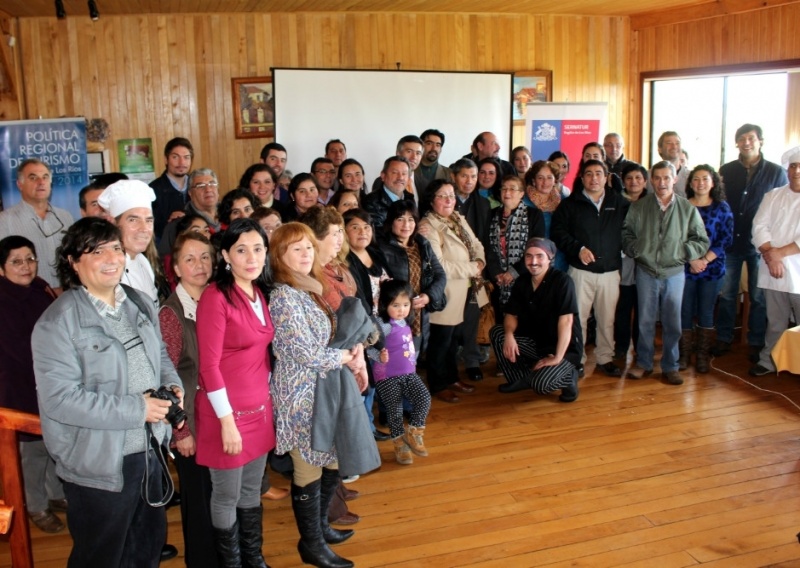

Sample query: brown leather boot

[392,437,413,465]
[678,329,694,370]
[695,326,714,374]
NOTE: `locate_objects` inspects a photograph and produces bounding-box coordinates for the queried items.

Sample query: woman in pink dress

[195,218,275,567]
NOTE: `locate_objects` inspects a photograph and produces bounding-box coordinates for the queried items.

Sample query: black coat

[377,233,447,313]
[485,204,546,281]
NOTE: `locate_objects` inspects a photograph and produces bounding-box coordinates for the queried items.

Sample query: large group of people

[1,121,798,568]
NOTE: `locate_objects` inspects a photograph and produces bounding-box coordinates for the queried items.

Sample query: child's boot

[403,426,428,457]
[392,437,413,465]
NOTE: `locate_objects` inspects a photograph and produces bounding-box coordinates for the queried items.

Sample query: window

[645,71,790,168]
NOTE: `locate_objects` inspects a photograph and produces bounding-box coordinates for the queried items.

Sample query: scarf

[430,210,486,297]
[527,187,561,213]
[291,270,337,342]
[489,205,530,304]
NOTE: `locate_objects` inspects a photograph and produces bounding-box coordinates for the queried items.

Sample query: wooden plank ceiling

[2,0,710,18]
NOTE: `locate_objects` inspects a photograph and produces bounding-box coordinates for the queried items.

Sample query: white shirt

[752,184,800,293]
[121,252,158,304]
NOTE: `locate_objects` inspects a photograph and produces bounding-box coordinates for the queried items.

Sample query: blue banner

[530,120,562,161]
[0,118,89,220]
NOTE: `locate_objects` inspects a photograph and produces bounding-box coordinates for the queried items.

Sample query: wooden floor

[4,343,800,567]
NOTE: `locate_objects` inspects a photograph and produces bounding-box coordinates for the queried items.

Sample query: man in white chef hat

[749,145,800,377]
[98,180,159,304]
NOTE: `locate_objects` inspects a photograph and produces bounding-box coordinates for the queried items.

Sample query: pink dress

[195,283,276,469]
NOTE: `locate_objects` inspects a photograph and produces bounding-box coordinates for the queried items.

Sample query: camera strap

[141,423,175,507]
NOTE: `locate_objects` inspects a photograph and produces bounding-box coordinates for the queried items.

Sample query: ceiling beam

[630,0,799,30]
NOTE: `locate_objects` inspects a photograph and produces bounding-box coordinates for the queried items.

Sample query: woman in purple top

[680,165,733,373]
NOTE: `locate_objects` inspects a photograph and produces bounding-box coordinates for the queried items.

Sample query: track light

[55,0,66,19]
[88,0,100,21]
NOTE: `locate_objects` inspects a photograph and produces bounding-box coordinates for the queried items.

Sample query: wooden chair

[0,408,42,568]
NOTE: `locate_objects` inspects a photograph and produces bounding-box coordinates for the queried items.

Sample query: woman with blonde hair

[269,222,379,568]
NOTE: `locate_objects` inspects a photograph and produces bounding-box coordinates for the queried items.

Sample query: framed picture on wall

[232,76,275,139]
[513,70,552,122]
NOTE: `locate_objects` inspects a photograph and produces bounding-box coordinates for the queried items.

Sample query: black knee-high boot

[291,481,354,568]
[237,505,270,568]
[213,522,243,568]
[319,469,354,545]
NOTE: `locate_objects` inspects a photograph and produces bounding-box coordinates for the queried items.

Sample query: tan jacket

[419,212,488,326]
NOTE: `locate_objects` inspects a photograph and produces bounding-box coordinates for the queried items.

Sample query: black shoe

[711,340,731,356]
[465,367,484,381]
[160,544,178,562]
[559,370,579,403]
[577,364,585,379]
[599,361,622,377]
[320,469,355,546]
[498,380,529,393]
[372,429,391,442]
[749,364,774,377]
[166,490,181,509]
[748,345,764,364]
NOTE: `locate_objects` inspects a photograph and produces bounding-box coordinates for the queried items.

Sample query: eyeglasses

[192,182,219,190]
[314,169,336,176]
[434,194,456,201]
[7,256,38,268]
[33,208,66,238]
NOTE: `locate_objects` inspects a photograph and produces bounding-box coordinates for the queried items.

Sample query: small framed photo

[232,76,275,139]
[513,71,553,122]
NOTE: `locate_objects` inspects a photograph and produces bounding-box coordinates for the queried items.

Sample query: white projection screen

[272,68,513,185]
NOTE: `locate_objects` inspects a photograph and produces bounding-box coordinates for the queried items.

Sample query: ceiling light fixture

[55,0,66,19]
[88,0,100,21]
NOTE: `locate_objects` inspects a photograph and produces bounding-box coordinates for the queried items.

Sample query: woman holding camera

[33,217,183,568]
[195,218,276,567]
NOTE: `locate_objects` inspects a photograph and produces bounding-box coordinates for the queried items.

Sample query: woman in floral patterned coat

[268,222,366,568]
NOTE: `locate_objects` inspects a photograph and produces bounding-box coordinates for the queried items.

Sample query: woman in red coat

[195,218,275,567]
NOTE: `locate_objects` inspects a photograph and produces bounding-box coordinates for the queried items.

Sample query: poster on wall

[0,117,89,220]
[117,138,156,183]
[524,103,608,186]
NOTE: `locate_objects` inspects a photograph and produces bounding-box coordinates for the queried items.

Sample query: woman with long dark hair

[194,218,276,566]
[680,165,733,373]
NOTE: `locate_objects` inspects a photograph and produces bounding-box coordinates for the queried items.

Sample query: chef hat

[781,146,800,169]
[98,180,156,218]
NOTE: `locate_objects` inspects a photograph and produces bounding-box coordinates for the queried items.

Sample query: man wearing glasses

[0,158,74,293]
[311,157,338,205]
[157,168,221,257]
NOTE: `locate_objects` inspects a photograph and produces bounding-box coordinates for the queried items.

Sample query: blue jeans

[716,251,766,346]
[636,267,685,373]
[681,278,723,329]
[363,385,377,433]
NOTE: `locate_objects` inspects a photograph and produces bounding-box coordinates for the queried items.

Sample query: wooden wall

[631,2,800,156]
[9,13,631,189]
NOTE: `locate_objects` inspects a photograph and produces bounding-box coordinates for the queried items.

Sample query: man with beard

[151,138,193,239]
[489,237,582,401]
[464,131,516,178]
[415,129,452,193]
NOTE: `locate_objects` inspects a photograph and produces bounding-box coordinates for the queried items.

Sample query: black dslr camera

[146,386,186,427]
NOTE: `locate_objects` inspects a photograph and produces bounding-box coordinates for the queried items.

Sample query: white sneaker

[342,475,359,484]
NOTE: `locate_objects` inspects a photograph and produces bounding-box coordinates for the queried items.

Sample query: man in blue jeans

[621,161,709,385]
[715,124,788,359]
